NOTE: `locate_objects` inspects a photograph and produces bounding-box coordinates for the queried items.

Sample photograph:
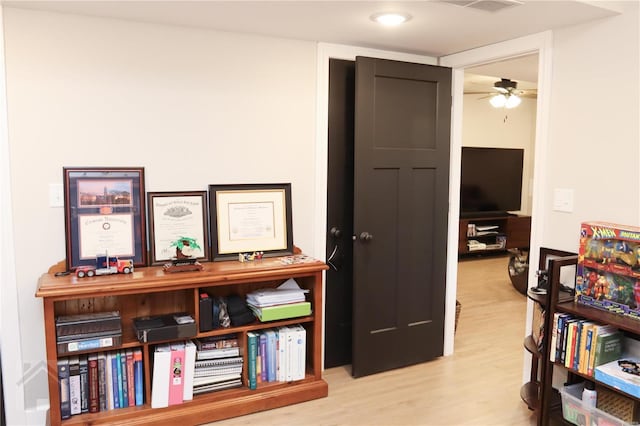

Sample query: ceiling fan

[465,78,537,108]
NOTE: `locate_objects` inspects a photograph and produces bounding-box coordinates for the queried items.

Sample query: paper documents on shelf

[246,278,308,307]
[248,301,311,322]
[475,225,499,231]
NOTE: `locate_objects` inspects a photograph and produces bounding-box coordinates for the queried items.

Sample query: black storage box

[132,312,196,343]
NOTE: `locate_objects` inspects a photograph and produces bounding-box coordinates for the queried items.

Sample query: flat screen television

[460,147,524,218]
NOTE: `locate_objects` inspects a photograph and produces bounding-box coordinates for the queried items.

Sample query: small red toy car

[76,255,134,278]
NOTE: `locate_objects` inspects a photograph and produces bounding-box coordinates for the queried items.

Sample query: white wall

[543,2,639,250]
[462,94,537,215]
[2,7,317,422]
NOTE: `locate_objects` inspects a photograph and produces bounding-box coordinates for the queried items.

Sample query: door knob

[329,227,342,238]
[359,232,373,241]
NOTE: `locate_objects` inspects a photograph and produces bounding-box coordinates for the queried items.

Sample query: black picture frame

[147,191,210,266]
[63,167,147,270]
[208,183,293,261]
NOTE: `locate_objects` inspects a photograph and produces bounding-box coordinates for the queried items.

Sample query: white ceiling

[1,1,621,93]
[3,1,620,57]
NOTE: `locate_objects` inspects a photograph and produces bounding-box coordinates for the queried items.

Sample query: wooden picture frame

[208,183,293,261]
[147,191,210,265]
[63,167,147,270]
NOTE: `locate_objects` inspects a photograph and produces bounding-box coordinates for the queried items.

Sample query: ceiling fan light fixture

[370,12,412,26]
[489,94,507,108]
[505,94,522,109]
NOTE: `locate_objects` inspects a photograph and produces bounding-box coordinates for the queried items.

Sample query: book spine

[587,326,601,376]
[183,341,196,401]
[134,349,144,406]
[582,326,594,375]
[151,344,171,409]
[572,321,583,371]
[293,325,306,380]
[168,344,185,405]
[79,355,89,413]
[88,354,99,413]
[277,327,287,382]
[120,350,129,407]
[259,333,267,383]
[549,313,559,363]
[98,353,108,411]
[110,353,120,409]
[115,352,124,409]
[68,356,81,415]
[105,353,114,410]
[266,331,277,382]
[247,332,258,390]
[58,358,71,420]
[126,350,135,407]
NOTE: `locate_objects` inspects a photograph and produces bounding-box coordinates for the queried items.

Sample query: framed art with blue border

[63,167,147,271]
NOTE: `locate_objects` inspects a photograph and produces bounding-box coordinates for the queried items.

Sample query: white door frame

[440,31,553,377]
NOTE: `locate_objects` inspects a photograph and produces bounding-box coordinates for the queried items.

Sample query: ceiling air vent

[441,0,524,13]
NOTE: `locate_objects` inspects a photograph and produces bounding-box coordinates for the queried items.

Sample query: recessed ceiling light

[370,12,412,26]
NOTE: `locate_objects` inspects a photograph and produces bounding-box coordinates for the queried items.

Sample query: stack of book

[57,349,144,420]
[246,325,306,390]
[55,311,122,354]
[549,313,623,376]
[246,279,311,322]
[192,335,243,395]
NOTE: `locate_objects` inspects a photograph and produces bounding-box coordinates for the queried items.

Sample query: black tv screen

[460,147,524,217]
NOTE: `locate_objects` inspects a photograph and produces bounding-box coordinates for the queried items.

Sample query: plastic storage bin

[560,382,632,426]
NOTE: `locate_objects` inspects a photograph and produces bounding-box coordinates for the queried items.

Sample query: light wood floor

[210,255,537,425]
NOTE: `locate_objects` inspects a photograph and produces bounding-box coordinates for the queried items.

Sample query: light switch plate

[49,183,64,207]
[553,188,574,212]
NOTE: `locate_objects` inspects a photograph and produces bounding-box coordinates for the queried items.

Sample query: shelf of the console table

[36,258,328,299]
[556,301,640,335]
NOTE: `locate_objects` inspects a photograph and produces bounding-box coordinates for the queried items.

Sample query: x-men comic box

[576,222,640,320]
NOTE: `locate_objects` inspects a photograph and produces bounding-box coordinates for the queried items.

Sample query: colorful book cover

[133,349,144,406]
[168,343,185,406]
[265,329,277,382]
[110,352,121,409]
[247,332,258,390]
[98,353,108,411]
[126,350,135,407]
[57,358,71,420]
[88,354,99,413]
[259,333,267,383]
[119,350,129,407]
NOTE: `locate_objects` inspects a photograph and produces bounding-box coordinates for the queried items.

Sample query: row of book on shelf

[246,325,307,389]
[150,325,307,408]
[57,349,143,420]
[550,313,624,376]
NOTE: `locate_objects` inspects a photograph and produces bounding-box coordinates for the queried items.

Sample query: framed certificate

[208,183,293,261]
[147,191,210,265]
[63,167,147,270]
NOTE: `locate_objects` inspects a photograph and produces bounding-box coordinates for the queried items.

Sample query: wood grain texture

[210,255,537,426]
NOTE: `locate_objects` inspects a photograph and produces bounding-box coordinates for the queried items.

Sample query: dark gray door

[324,59,355,368]
[352,57,451,377]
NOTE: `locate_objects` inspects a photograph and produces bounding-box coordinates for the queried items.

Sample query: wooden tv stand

[36,257,328,426]
[458,214,531,256]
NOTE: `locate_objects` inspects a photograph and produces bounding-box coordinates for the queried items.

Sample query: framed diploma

[63,167,147,270]
[147,191,210,265]
[208,183,293,261]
